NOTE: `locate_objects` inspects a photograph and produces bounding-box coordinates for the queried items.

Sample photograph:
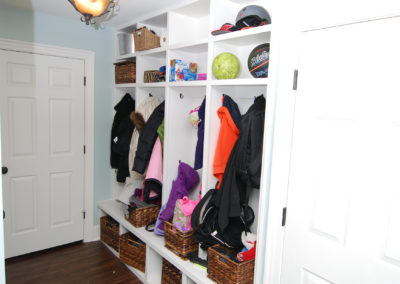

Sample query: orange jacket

[213,97,240,189]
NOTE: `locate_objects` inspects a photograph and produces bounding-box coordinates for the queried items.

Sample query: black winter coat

[215,95,266,231]
[110,93,135,183]
[133,101,165,174]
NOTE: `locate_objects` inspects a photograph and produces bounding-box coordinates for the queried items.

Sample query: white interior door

[0,50,85,258]
[281,17,400,284]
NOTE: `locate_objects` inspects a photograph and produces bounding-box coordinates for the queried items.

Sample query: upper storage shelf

[168,0,210,46]
[115,13,168,58]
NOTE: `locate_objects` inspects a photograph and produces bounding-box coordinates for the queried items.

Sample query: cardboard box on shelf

[170,59,197,81]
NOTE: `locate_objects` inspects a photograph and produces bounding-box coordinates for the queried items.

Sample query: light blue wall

[0,5,114,225]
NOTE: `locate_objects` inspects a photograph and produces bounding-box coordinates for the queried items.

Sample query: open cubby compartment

[212,30,271,80]
[114,87,135,105]
[115,31,135,58]
[212,0,271,32]
[163,86,206,204]
[168,0,210,46]
[168,43,208,82]
[205,84,268,232]
[135,86,165,108]
[136,52,167,84]
[136,12,168,49]
[115,23,137,58]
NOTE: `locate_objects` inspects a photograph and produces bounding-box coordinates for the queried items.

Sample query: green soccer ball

[212,52,240,79]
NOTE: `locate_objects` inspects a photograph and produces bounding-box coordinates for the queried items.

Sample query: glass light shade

[74,0,110,17]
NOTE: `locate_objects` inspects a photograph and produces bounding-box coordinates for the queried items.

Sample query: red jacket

[213,96,240,189]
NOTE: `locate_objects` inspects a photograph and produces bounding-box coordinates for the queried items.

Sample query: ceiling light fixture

[67,0,116,25]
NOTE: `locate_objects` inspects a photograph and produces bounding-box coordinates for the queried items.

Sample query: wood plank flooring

[5,241,143,284]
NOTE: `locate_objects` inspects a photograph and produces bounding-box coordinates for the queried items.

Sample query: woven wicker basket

[164,221,198,260]
[161,258,182,284]
[144,70,159,83]
[208,244,255,284]
[115,61,136,84]
[134,26,160,51]
[125,205,160,228]
[119,233,146,273]
[100,216,119,252]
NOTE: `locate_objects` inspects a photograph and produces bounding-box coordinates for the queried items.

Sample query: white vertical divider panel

[119,225,128,235]
[162,81,171,205]
[146,246,163,284]
[182,274,196,284]
[201,84,213,194]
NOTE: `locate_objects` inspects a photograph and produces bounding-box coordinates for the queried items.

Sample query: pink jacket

[145,137,163,183]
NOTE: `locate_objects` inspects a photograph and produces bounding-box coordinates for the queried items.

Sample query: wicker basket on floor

[161,258,182,284]
[164,221,198,260]
[115,61,136,84]
[134,26,160,51]
[124,205,160,228]
[119,233,146,273]
[208,244,255,284]
[100,216,119,252]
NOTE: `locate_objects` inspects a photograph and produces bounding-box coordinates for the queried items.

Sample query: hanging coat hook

[179,159,181,164]
[149,93,153,97]
[180,93,184,99]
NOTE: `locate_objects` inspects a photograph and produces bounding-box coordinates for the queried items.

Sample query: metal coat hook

[180,93,184,99]
[179,160,181,164]
[149,93,153,97]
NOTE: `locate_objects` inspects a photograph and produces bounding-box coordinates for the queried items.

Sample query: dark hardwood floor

[5,241,143,284]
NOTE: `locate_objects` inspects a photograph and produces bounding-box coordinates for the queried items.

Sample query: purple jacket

[156,162,199,232]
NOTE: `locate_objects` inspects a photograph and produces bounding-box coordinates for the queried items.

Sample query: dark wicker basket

[115,61,136,84]
[208,244,255,284]
[161,258,182,284]
[164,221,198,260]
[125,205,160,228]
[100,216,119,252]
[119,233,146,273]
[134,26,160,51]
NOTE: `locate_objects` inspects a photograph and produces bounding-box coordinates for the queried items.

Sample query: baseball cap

[211,23,239,35]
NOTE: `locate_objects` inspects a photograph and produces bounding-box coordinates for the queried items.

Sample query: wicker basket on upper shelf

[144,70,159,83]
[134,26,161,51]
[164,221,198,260]
[115,61,136,84]
[124,204,160,228]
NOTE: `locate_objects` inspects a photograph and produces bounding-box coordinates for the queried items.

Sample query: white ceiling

[0,0,188,27]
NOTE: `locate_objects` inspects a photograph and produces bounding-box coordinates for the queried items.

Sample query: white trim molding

[0,38,96,243]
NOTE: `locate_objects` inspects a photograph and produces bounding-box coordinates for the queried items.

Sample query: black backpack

[191,188,255,250]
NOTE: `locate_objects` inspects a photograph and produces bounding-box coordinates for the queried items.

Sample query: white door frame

[0,38,95,243]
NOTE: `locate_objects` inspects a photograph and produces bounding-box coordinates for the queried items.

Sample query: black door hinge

[83,211,86,219]
[84,76,86,86]
[282,207,287,226]
[293,70,298,90]
[3,210,4,219]
[83,145,86,154]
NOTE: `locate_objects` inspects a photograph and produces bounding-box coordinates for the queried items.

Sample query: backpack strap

[190,188,217,232]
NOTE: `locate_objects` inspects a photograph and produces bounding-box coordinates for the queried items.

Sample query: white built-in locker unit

[98,0,274,283]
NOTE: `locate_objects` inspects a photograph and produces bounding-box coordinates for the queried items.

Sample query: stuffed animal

[237,231,257,262]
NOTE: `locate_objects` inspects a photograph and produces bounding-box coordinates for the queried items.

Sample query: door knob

[2,167,8,174]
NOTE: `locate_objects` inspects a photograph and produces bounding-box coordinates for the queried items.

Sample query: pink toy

[172,186,202,231]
